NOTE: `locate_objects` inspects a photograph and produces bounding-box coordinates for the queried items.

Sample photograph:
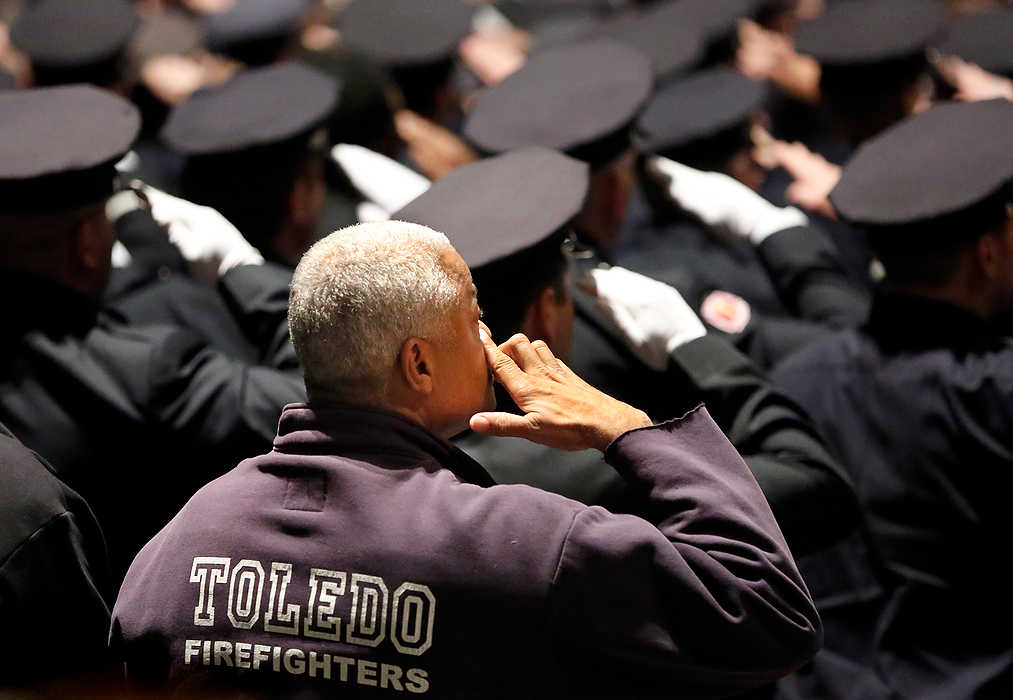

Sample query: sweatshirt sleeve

[548,406,821,698]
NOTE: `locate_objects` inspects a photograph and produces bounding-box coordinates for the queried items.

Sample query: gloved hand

[141,183,264,284]
[646,156,808,245]
[579,265,706,372]
[331,143,431,216]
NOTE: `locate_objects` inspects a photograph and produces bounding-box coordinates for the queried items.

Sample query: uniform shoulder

[0,432,83,562]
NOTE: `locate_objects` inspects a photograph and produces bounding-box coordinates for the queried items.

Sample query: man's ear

[398,337,435,395]
[977,230,1004,281]
[531,286,562,349]
[289,176,316,226]
[71,211,108,274]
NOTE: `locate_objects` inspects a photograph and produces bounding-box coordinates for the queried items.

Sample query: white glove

[646,156,808,245]
[141,183,264,284]
[580,266,706,372]
[331,144,431,216]
[356,201,390,223]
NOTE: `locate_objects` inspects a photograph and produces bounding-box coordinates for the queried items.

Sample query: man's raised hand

[470,329,651,452]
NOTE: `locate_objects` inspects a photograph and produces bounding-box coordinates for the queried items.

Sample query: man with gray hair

[112,220,821,698]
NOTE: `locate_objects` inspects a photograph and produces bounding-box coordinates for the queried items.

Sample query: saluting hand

[470,328,651,452]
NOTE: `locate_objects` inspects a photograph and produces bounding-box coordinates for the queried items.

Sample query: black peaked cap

[636,68,768,154]
[591,3,705,80]
[338,0,475,67]
[393,147,589,270]
[796,0,945,67]
[161,63,338,156]
[0,85,140,212]
[11,0,137,67]
[463,38,652,163]
[830,99,1013,227]
[203,0,310,53]
[935,6,1013,78]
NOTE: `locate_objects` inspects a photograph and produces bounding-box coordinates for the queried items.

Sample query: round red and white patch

[700,290,751,334]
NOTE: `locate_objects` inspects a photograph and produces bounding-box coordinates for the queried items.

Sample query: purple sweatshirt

[111,402,820,698]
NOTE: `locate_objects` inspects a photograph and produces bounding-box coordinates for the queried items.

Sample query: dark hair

[866,182,1012,287]
[471,232,569,341]
[819,54,928,141]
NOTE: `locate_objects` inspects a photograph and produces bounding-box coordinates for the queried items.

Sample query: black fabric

[338,0,475,67]
[935,6,1013,78]
[830,99,1013,227]
[0,85,139,213]
[772,292,1013,697]
[10,0,136,68]
[635,68,768,155]
[161,63,337,156]
[0,259,305,579]
[393,147,588,269]
[0,425,111,684]
[795,0,944,67]
[463,38,652,167]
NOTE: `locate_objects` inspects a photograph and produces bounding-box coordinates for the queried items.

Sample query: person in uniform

[110,219,821,698]
[394,146,857,554]
[200,0,310,67]
[161,62,337,267]
[8,0,137,89]
[772,98,1013,698]
[0,85,306,577]
[0,422,111,686]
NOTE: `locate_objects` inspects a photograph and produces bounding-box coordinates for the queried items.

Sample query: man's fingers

[530,339,561,371]
[479,327,527,387]
[469,411,534,438]
[500,333,543,372]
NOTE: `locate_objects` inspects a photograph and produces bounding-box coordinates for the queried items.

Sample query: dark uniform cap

[795,0,945,67]
[393,147,589,269]
[671,0,769,41]
[203,0,310,55]
[338,0,475,67]
[0,85,140,213]
[463,38,652,166]
[934,6,1013,78]
[10,0,137,68]
[161,63,338,156]
[635,68,768,154]
[590,3,706,81]
[830,99,1013,227]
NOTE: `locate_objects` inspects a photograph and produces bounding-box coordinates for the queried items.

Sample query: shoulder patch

[700,290,751,334]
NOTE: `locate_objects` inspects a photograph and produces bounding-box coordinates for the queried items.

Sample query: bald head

[289,220,465,404]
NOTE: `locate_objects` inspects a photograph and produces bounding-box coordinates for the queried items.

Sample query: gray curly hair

[289,220,464,403]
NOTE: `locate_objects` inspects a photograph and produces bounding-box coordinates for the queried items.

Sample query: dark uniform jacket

[0,258,305,577]
[457,333,858,557]
[0,423,110,685]
[111,402,821,698]
[772,292,1013,698]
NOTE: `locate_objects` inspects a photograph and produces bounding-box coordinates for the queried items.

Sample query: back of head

[831,99,1013,292]
[289,221,460,404]
[795,0,945,142]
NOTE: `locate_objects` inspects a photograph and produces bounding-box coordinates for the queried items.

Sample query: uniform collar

[0,269,100,338]
[866,289,1005,352]
[273,402,496,487]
